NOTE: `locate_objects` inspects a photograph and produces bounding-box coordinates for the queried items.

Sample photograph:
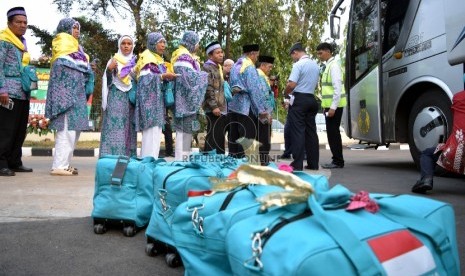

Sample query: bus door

[346,0,384,143]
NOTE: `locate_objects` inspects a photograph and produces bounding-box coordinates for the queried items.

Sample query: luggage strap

[219,186,248,211]
[162,167,189,189]
[245,210,313,270]
[110,156,130,186]
[261,209,312,248]
[308,195,385,276]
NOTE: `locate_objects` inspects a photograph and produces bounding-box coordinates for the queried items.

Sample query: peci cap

[258,55,275,64]
[205,41,221,55]
[242,44,259,53]
[7,7,26,18]
[289,42,305,54]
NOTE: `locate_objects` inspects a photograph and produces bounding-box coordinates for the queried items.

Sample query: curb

[22,143,409,157]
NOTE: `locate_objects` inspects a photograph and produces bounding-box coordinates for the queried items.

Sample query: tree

[52,0,162,53]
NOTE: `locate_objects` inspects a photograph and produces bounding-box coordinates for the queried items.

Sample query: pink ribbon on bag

[346,191,379,213]
[278,163,294,173]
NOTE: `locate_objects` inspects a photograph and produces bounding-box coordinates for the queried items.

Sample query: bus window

[381,0,410,55]
[349,0,379,86]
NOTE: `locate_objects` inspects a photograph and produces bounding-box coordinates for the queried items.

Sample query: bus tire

[407,90,452,168]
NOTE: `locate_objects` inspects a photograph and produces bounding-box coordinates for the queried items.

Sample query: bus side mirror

[330,14,341,39]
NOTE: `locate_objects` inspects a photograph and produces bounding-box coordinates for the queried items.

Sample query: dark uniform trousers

[204,112,228,155]
[0,98,29,169]
[324,107,344,166]
[287,92,319,170]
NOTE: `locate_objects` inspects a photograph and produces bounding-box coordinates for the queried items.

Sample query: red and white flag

[368,230,437,275]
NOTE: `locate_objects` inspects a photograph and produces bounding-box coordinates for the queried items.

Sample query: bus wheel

[407,90,452,168]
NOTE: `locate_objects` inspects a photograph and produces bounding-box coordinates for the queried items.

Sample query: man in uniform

[284,42,320,171]
[317,42,346,169]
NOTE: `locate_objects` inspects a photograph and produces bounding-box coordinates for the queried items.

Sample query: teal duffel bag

[173,185,284,276]
[226,184,460,276]
[171,169,329,276]
[145,157,239,266]
[91,155,162,237]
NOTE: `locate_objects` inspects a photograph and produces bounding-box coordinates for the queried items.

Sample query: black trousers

[228,111,257,158]
[162,108,173,156]
[324,107,344,166]
[287,93,319,170]
[204,112,228,155]
[420,146,440,178]
[162,123,173,156]
[257,118,271,165]
[0,98,29,169]
[283,117,292,156]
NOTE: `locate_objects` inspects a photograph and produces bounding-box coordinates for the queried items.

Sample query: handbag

[164,81,175,107]
[436,90,465,174]
[223,81,233,102]
[128,80,136,105]
[85,69,95,96]
[15,49,38,95]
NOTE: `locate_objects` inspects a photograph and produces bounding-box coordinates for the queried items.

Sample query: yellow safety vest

[321,58,346,108]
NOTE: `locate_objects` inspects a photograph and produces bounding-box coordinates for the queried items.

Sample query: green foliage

[52,0,163,53]
[28,26,53,57]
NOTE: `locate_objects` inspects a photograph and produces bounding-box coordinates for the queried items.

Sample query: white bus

[330,0,465,165]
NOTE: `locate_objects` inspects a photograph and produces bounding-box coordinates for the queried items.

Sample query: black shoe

[304,165,319,170]
[290,162,303,171]
[0,168,15,176]
[10,165,33,172]
[411,177,433,194]
[279,154,291,160]
[321,163,344,169]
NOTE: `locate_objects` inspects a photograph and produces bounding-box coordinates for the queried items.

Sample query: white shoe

[68,166,78,175]
[50,168,76,176]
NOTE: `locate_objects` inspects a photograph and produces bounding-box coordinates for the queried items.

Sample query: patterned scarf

[51,18,88,64]
[257,68,270,86]
[0,27,30,66]
[240,56,255,74]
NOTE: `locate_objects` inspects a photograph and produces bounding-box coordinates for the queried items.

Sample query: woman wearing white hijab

[99,35,137,157]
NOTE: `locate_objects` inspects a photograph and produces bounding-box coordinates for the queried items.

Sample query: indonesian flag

[368,230,437,275]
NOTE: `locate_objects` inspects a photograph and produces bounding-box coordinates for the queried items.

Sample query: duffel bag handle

[378,203,459,276]
[308,195,384,276]
[110,156,130,186]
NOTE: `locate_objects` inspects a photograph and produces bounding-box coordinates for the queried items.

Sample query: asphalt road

[0,149,463,275]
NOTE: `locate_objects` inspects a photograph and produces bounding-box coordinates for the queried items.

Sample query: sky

[1,0,135,59]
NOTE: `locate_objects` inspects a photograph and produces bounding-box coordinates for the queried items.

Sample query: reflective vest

[321,58,346,108]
